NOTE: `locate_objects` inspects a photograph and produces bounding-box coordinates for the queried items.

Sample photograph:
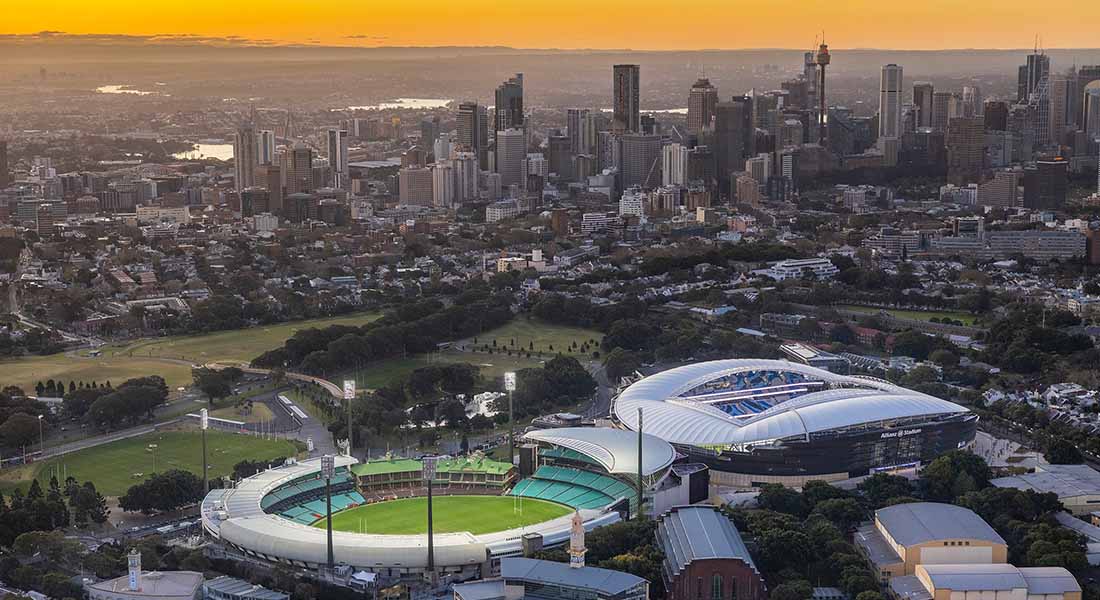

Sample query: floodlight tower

[200,408,209,496]
[504,372,516,465]
[422,455,439,586]
[816,39,831,146]
[321,454,335,570]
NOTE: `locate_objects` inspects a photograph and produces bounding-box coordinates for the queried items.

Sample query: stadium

[200,427,684,584]
[611,358,978,488]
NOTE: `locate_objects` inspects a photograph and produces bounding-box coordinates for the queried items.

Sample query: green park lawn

[837,305,977,326]
[0,430,299,496]
[107,311,384,364]
[0,354,195,396]
[349,318,604,390]
[313,495,571,534]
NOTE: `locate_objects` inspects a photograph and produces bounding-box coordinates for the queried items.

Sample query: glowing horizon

[4,0,1100,51]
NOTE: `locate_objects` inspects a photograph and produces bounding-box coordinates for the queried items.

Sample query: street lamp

[422,455,439,586]
[343,380,355,458]
[37,415,44,454]
[504,372,516,465]
[321,454,335,570]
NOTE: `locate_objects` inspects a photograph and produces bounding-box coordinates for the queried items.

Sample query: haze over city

[3,5,1100,600]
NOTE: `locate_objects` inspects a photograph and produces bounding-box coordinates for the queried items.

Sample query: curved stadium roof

[612,359,970,447]
[522,427,676,477]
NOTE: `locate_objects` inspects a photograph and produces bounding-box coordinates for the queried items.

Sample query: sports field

[313,495,571,535]
[0,430,299,496]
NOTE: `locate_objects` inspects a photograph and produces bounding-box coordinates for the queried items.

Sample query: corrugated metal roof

[656,505,758,579]
[501,557,646,595]
[876,503,1005,547]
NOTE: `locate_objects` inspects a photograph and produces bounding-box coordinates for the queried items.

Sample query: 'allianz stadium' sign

[880,428,922,439]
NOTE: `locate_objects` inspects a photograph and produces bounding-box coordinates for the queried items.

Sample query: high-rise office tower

[618,134,663,190]
[456,101,489,171]
[451,152,478,205]
[1074,66,1100,127]
[0,141,8,188]
[284,142,314,195]
[687,78,719,133]
[913,82,934,129]
[1049,76,1072,144]
[984,101,1009,131]
[879,64,904,140]
[494,74,524,133]
[420,116,441,147]
[961,86,983,118]
[1019,50,1052,145]
[1084,86,1100,138]
[946,116,985,185]
[257,163,283,215]
[325,128,349,188]
[431,161,455,208]
[931,92,957,133]
[233,113,259,193]
[1023,159,1068,210]
[613,64,641,133]
[715,97,754,190]
[567,108,598,156]
[663,143,689,186]
[258,130,276,166]
[815,42,830,146]
[495,128,526,189]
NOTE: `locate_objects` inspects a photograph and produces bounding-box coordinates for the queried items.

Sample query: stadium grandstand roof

[876,502,1006,547]
[350,456,512,477]
[612,359,970,446]
[522,427,676,477]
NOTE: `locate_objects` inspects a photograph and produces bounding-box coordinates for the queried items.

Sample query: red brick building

[656,505,767,600]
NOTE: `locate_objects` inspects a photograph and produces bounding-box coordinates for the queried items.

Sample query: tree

[193,369,231,406]
[0,413,40,449]
[119,469,204,514]
[857,473,913,509]
[920,450,991,501]
[929,348,960,368]
[1045,438,1084,465]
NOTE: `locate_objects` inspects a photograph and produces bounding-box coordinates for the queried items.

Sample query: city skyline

[5,0,1100,51]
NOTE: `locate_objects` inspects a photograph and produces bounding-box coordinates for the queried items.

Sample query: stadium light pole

[636,407,644,520]
[504,372,516,465]
[343,380,355,458]
[422,455,439,586]
[322,454,335,570]
[200,408,209,496]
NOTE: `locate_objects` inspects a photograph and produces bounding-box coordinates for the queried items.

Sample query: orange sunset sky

[3,0,1100,50]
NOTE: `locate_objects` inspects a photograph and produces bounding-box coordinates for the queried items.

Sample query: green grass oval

[311,495,573,535]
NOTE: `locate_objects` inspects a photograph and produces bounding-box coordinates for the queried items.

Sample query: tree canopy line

[251,294,514,375]
[0,475,109,548]
[58,375,170,429]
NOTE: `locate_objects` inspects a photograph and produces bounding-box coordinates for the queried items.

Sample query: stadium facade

[611,359,977,487]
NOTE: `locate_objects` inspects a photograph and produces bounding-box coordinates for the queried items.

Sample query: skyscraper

[687,78,719,133]
[961,86,983,118]
[715,97,754,190]
[913,82,934,129]
[946,116,985,185]
[613,64,640,133]
[456,101,489,171]
[815,42,830,146]
[233,114,259,193]
[284,142,313,195]
[258,130,276,166]
[325,128,349,188]
[618,134,663,190]
[878,64,904,139]
[1074,66,1100,128]
[495,128,526,189]
[567,108,597,156]
[663,143,689,186]
[931,92,957,133]
[431,161,455,208]
[494,74,524,133]
[1018,50,1052,145]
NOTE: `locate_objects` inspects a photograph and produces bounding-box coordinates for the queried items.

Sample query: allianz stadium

[611,359,977,487]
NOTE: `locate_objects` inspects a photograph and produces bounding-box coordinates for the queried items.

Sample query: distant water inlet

[343,98,453,110]
[172,143,234,161]
[96,84,158,96]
